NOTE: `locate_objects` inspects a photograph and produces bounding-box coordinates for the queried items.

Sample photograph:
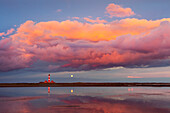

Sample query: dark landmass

[1,83,170,87]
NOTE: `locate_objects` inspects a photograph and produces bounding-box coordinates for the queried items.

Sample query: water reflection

[71,89,74,93]
[47,87,74,94]
[48,87,50,95]
[0,87,170,113]
[128,88,133,92]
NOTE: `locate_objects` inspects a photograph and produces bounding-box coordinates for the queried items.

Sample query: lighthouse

[41,74,55,83]
[48,74,50,83]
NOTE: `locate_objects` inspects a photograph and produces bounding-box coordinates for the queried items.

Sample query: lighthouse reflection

[47,88,75,95]
[48,87,50,95]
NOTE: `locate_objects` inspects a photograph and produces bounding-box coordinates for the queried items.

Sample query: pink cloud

[0,32,5,37]
[0,19,170,72]
[6,28,15,35]
[88,16,92,18]
[0,38,35,71]
[127,76,142,78]
[9,18,170,42]
[84,17,107,23]
[105,3,135,18]
[56,9,62,12]
[0,28,15,37]
[72,17,80,20]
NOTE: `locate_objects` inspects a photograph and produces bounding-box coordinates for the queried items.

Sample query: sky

[0,0,170,83]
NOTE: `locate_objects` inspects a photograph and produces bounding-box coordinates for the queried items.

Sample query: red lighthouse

[42,74,55,83]
[48,74,50,83]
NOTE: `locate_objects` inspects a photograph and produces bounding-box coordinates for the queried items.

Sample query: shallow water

[0,87,170,113]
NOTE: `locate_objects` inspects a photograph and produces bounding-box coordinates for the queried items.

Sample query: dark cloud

[0,20,170,72]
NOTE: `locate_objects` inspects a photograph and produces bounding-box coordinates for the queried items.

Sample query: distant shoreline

[1,83,170,87]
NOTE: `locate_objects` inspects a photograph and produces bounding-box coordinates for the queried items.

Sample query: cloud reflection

[0,94,170,113]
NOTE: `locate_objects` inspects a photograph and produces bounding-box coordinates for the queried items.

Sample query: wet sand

[1,83,170,87]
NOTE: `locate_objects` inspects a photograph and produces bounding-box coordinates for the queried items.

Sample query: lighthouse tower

[48,74,50,83]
